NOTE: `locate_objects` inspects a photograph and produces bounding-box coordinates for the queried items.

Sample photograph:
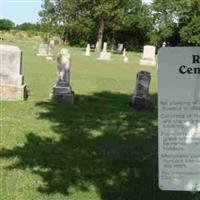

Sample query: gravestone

[37,43,48,57]
[0,45,26,101]
[52,49,74,104]
[123,48,126,57]
[46,40,55,59]
[103,42,107,52]
[123,56,129,63]
[140,45,156,66]
[97,42,111,60]
[129,71,151,110]
[117,43,124,54]
[158,47,200,191]
[162,42,166,47]
[85,44,90,56]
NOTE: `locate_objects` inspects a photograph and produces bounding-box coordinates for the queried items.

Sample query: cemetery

[0,0,200,200]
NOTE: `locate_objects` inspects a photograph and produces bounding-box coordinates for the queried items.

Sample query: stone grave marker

[158,47,200,191]
[46,40,55,59]
[117,43,124,54]
[140,45,156,66]
[85,44,90,56]
[0,44,26,101]
[162,42,166,47]
[129,70,151,109]
[52,49,74,104]
[97,42,111,60]
[37,43,48,57]
[123,56,129,63]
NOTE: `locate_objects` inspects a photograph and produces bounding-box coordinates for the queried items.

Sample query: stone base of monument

[97,52,111,60]
[46,56,53,60]
[129,96,150,110]
[140,59,156,66]
[52,85,74,104]
[0,84,26,101]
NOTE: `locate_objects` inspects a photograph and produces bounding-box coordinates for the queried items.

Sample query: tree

[16,22,41,31]
[0,19,14,31]
[39,0,150,50]
[151,0,200,46]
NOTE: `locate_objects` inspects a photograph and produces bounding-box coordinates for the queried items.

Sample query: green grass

[0,41,197,200]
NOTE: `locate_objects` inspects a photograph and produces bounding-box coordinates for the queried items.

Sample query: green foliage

[151,0,200,46]
[16,22,41,31]
[0,19,14,31]
[180,16,200,45]
[39,0,153,49]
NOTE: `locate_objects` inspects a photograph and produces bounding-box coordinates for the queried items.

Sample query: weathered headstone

[117,43,124,54]
[129,71,151,109]
[52,49,74,104]
[0,45,26,101]
[162,42,166,47]
[97,42,111,60]
[46,40,55,59]
[140,45,156,66]
[158,47,200,191]
[85,44,90,56]
[36,43,48,57]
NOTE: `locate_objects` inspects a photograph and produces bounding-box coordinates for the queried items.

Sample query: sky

[0,0,152,25]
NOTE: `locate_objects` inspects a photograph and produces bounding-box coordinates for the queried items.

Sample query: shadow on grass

[0,91,197,200]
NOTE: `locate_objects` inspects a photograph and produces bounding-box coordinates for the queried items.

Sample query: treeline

[1,0,200,49]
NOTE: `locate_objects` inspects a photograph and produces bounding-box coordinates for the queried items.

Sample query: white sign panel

[158,47,200,191]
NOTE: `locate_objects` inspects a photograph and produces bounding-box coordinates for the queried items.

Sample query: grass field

[0,41,197,200]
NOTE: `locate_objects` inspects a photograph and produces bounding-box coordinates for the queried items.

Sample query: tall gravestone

[158,47,200,191]
[129,71,151,110]
[0,45,26,101]
[85,44,90,56]
[140,45,156,66]
[52,49,74,104]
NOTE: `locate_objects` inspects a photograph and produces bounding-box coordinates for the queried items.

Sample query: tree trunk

[95,19,104,53]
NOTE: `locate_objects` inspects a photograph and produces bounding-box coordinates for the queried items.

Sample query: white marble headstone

[103,42,108,52]
[85,44,90,56]
[140,45,156,66]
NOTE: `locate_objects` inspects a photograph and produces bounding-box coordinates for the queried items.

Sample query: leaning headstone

[0,45,26,101]
[117,43,124,54]
[97,42,111,60]
[129,71,151,110]
[36,43,49,57]
[52,49,74,104]
[85,44,90,56]
[140,45,156,66]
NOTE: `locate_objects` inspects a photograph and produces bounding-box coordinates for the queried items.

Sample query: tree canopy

[0,19,14,31]
[39,0,152,50]
[4,0,200,48]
